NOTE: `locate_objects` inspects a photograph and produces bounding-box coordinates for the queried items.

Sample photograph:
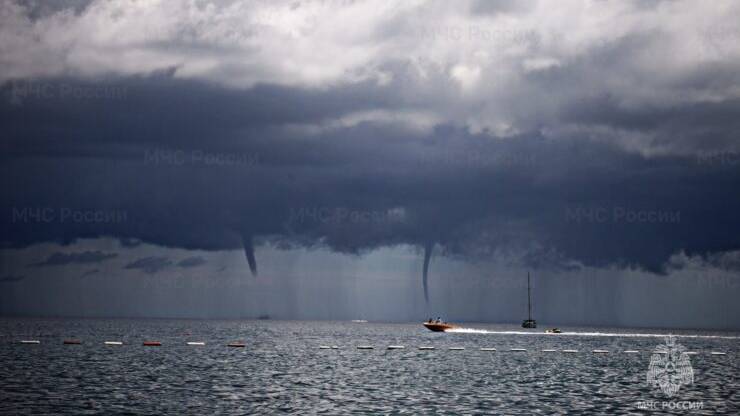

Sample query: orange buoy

[63,339,82,345]
[143,341,162,346]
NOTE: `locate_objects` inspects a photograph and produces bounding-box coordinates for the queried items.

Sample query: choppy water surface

[0,319,737,414]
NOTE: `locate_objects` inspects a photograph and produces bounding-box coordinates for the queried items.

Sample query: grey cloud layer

[124,256,173,274]
[177,256,207,268]
[30,250,118,267]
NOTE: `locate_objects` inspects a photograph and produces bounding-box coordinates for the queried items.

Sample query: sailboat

[521,272,537,328]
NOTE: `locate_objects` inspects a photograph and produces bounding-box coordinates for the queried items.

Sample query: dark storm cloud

[1,76,739,280]
[124,256,173,274]
[30,250,117,267]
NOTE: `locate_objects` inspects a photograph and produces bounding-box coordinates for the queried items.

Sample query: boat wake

[445,327,739,340]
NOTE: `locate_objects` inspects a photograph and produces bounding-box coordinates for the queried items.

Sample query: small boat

[422,322,456,332]
[545,328,562,334]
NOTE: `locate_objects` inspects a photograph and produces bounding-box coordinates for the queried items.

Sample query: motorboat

[545,328,562,334]
[422,321,456,332]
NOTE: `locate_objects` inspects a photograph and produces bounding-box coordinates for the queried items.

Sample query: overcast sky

[1,0,739,328]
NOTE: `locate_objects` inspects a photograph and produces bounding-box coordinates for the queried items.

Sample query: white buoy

[563,349,578,353]
[20,340,40,344]
[542,349,558,352]
[357,345,374,350]
[418,346,435,350]
[187,342,205,346]
[387,345,405,350]
[319,345,331,349]
[480,347,496,351]
[104,341,123,346]
[624,350,639,354]
[509,348,527,352]
[710,352,726,355]
[592,349,609,354]
[449,347,465,350]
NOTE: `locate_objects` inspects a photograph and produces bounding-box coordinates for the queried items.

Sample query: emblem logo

[647,336,694,398]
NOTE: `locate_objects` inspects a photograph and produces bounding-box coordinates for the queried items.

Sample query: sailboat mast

[527,272,532,320]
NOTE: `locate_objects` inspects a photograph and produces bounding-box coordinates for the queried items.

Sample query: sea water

[0,318,737,414]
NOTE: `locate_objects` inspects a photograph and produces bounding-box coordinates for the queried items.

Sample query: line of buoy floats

[17,340,247,347]
[13,340,730,355]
